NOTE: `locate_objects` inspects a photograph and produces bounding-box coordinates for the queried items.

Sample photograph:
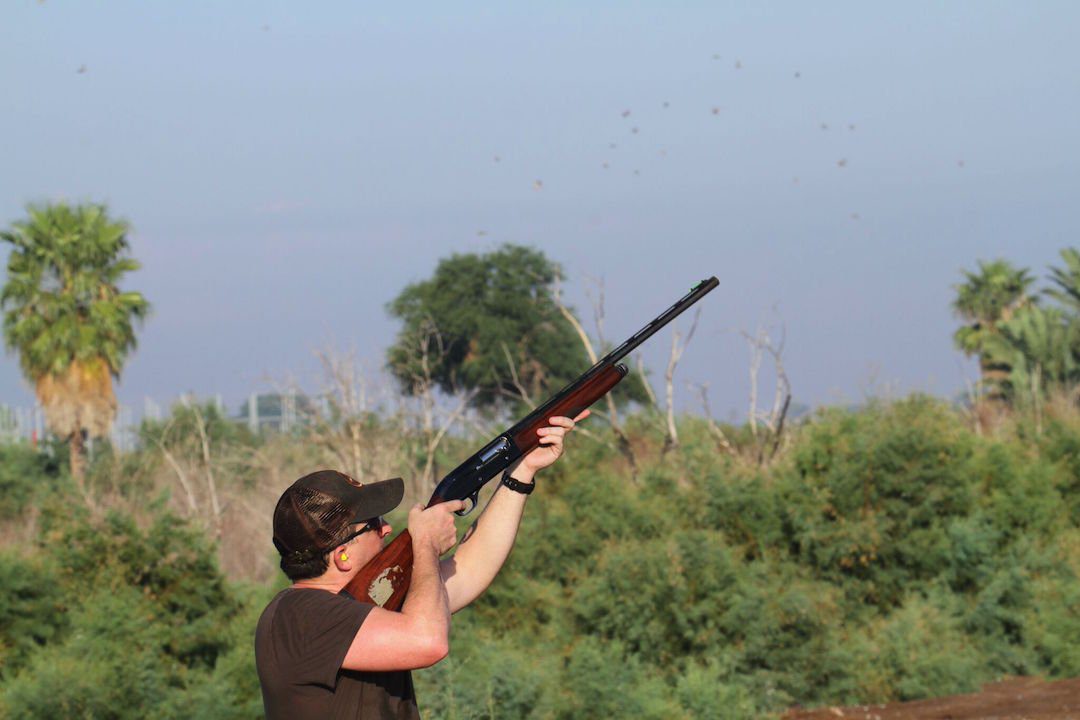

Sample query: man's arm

[440,412,585,613]
[341,501,462,672]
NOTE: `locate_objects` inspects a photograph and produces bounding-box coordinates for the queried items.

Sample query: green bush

[3,391,1080,717]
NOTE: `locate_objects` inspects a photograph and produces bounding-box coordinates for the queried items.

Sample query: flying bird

[630,127,639,134]
[76,65,87,74]
[820,123,829,131]
[533,180,543,191]
[621,109,631,118]
[837,158,847,168]
[493,155,501,163]
[794,71,801,79]
[711,107,722,115]
[734,60,742,69]
[662,101,670,108]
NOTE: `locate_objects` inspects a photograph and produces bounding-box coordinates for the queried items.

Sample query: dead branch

[692,382,735,455]
[500,342,537,409]
[743,328,764,438]
[635,354,660,410]
[663,308,701,452]
[191,404,223,539]
[419,388,477,492]
[554,274,637,470]
[153,427,198,515]
[742,321,793,464]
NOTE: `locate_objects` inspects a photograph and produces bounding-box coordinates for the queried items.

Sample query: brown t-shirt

[255,587,421,720]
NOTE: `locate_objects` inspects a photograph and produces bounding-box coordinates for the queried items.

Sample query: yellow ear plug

[341,553,348,561]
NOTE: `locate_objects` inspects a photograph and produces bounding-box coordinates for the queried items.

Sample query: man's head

[272,470,404,581]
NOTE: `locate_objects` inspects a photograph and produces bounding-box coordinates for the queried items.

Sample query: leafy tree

[1,202,149,488]
[386,245,589,411]
[982,305,1079,404]
[952,259,1034,400]
[1046,247,1080,312]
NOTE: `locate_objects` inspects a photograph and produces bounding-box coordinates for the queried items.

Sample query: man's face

[344,516,392,560]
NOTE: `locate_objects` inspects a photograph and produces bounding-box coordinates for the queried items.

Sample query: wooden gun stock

[343,363,627,609]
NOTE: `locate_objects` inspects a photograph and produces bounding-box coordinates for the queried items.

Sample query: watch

[500,471,535,495]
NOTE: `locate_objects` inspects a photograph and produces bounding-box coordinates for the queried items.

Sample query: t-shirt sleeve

[272,590,375,689]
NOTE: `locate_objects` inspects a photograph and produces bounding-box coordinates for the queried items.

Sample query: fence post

[248,393,259,434]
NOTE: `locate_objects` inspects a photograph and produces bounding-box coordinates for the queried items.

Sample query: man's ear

[332,546,351,571]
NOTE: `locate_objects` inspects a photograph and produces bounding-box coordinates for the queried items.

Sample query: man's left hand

[518,410,590,475]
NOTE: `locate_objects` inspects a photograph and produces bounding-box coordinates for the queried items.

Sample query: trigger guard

[455,493,479,516]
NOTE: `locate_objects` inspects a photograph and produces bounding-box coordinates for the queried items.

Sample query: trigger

[455,492,479,516]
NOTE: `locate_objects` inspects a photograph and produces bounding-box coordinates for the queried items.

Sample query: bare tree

[552,274,637,468]
[397,318,476,496]
[153,421,198,515]
[741,322,793,464]
[691,381,735,455]
[191,403,224,539]
[303,340,466,500]
[307,347,376,481]
[499,341,537,409]
[663,308,702,453]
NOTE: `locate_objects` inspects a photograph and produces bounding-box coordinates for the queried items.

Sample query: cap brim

[338,477,405,523]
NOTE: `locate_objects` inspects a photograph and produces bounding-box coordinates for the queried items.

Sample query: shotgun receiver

[345,276,719,609]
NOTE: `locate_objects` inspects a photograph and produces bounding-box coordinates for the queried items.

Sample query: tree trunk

[69,429,87,497]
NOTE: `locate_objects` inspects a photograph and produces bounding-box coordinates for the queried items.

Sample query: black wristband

[500,471,535,495]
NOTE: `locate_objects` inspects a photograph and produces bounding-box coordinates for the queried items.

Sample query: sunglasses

[340,516,385,545]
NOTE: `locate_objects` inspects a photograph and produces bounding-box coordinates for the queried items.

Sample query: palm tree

[952,259,1034,401]
[983,305,1079,404]
[1046,247,1080,312]
[1,202,149,490]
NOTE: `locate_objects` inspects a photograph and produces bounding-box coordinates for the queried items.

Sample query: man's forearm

[401,539,451,652]
[441,467,534,611]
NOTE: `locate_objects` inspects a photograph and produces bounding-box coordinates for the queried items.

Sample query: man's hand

[518,409,590,474]
[409,500,465,555]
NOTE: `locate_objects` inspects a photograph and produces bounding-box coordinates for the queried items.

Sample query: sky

[1,1,1078,422]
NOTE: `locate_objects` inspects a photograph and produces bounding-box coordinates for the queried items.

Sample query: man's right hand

[408,501,465,556]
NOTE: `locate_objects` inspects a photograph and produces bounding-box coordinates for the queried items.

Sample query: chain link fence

[0,392,311,453]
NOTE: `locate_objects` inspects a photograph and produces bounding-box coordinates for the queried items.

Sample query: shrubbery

[0,394,1077,717]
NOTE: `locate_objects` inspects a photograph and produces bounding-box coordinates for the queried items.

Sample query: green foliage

[0,443,63,520]
[952,258,1034,356]
[0,553,66,679]
[385,243,647,412]
[386,244,585,409]
[982,305,1080,402]
[784,397,977,605]
[1,389,1079,717]
[0,201,149,380]
[953,248,1080,406]
[1046,247,1080,312]
[0,495,259,718]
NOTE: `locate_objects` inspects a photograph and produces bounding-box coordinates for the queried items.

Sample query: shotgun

[345,276,719,609]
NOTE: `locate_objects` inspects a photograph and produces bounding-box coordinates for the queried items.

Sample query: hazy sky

[2,1,1078,421]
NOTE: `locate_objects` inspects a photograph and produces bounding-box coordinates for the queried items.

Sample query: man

[255,411,586,719]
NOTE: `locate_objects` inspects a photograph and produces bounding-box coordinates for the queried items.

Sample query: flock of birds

[471,54,887,230]
[476,54,968,230]
[56,13,967,227]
